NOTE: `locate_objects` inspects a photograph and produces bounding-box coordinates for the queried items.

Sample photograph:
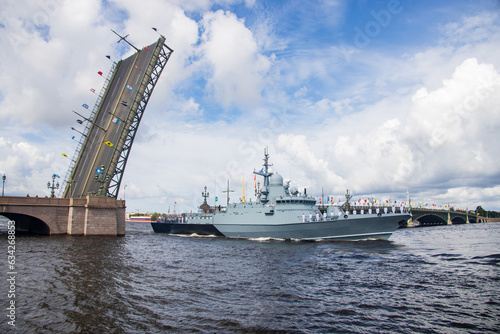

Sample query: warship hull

[213,214,409,240]
[151,222,224,236]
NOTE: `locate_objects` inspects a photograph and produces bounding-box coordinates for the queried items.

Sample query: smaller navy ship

[152,149,411,240]
[151,187,223,236]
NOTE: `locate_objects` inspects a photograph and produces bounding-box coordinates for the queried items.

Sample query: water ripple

[1,220,499,333]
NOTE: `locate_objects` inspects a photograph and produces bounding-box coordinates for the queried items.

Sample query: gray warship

[152,149,411,240]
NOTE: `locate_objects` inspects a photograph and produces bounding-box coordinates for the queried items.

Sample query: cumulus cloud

[440,12,500,45]
[403,57,500,185]
[272,57,500,208]
[0,137,55,195]
[0,0,114,128]
[0,1,499,213]
[277,134,346,192]
[199,10,271,108]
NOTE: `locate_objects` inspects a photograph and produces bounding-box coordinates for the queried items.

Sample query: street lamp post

[71,127,87,137]
[47,174,60,198]
[2,174,6,196]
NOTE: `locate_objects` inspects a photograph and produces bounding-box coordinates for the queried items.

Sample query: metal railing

[60,62,117,197]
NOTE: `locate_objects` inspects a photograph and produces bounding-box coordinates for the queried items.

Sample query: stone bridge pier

[0,196,125,236]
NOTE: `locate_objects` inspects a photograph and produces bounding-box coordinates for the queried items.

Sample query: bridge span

[1,196,125,235]
[407,208,485,227]
[63,35,173,199]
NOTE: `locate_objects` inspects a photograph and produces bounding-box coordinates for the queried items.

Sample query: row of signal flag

[223,175,455,210]
[316,197,454,209]
[61,66,124,159]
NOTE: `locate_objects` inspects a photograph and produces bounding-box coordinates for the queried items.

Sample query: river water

[1,218,499,333]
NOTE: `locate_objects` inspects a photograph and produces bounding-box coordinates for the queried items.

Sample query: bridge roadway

[68,40,160,198]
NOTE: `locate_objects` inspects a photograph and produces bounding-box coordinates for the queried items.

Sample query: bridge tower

[62,32,173,199]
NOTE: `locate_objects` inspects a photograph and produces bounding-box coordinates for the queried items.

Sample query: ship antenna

[262,147,273,183]
[344,189,352,212]
[263,147,268,174]
[253,148,272,204]
[222,179,234,205]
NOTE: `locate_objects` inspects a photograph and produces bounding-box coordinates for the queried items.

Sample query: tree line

[476,206,500,218]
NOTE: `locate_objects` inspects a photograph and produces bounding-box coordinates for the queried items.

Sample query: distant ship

[151,149,411,240]
[151,186,223,236]
[127,216,152,223]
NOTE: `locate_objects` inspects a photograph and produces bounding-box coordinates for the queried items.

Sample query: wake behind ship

[151,149,411,240]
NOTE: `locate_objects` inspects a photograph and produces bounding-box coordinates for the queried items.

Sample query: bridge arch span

[451,216,467,225]
[414,214,448,226]
[1,213,50,235]
[1,196,126,236]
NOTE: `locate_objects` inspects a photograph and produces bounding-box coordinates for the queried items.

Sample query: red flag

[98,71,103,76]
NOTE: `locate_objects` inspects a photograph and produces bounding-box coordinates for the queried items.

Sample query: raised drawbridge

[62,32,173,198]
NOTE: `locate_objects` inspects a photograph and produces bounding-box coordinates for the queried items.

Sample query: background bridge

[321,205,485,227]
[408,208,483,226]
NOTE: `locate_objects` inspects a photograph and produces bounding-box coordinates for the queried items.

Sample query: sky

[1,0,500,213]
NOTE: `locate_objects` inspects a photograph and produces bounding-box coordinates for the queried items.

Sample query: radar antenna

[253,147,273,204]
[343,189,352,212]
[222,180,234,205]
